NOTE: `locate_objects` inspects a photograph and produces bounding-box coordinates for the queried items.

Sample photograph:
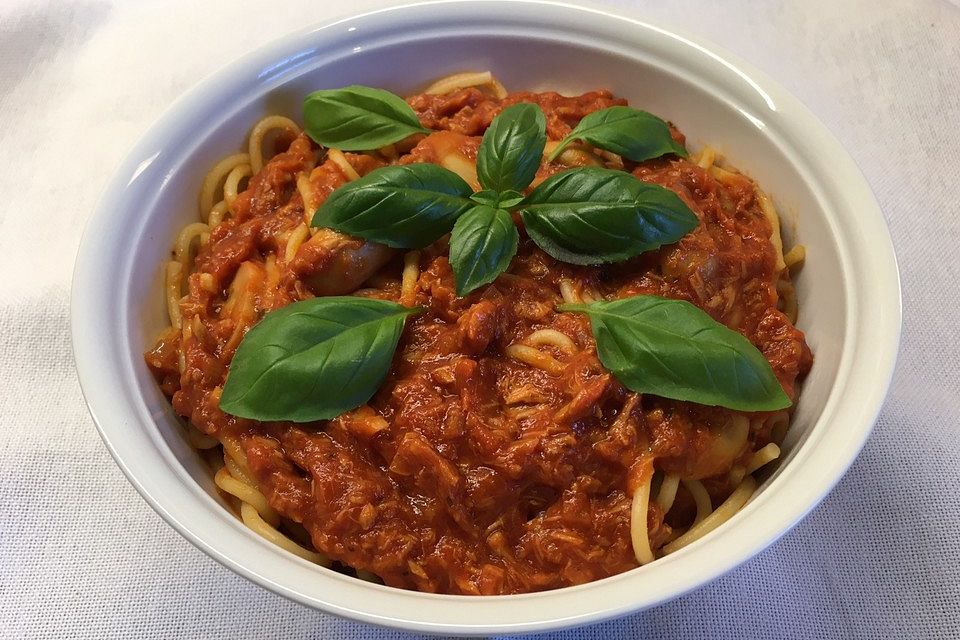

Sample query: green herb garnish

[307,95,697,294]
[220,86,790,422]
[560,296,791,411]
[219,297,419,422]
[303,85,429,150]
[311,164,474,249]
[546,105,688,162]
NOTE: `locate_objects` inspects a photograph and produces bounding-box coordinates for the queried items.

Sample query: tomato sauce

[146,87,812,594]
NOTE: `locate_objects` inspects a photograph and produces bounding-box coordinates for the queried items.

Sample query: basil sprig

[220,297,419,422]
[303,86,429,150]
[547,105,688,162]
[560,296,791,411]
[308,89,697,294]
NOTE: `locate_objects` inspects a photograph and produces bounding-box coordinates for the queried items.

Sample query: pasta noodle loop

[423,70,507,98]
[523,329,578,354]
[682,478,713,525]
[505,344,566,375]
[248,115,300,174]
[662,477,757,555]
[200,153,250,218]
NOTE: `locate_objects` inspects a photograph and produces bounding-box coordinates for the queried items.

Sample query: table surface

[2,0,958,638]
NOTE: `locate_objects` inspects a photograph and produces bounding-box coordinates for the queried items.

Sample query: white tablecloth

[2,0,958,637]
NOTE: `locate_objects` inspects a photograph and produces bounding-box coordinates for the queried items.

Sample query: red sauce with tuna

[146,87,811,594]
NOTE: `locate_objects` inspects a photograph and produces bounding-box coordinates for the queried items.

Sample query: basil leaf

[470,189,524,209]
[496,190,525,208]
[449,205,518,295]
[303,85,429,151]
[520,168,698,264]
[470,189,501,207]
[477,103,547,193]
[220,297,419,422]
[561,296,791,411]
[312,164,475,248]
[548,106,687,162]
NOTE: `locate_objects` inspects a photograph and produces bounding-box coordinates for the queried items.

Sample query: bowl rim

[72,0,902,634]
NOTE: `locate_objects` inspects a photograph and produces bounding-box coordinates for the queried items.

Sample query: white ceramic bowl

[72,1,901,634]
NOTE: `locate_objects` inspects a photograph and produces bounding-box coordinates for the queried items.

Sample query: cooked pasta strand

[296,173,319,219]
[784,244,806,270]
[207,200,229,227]
[248,115,300,173]
[662,477,757,555]
[223,454,255,487]
[729,465,747,486]
[223,163,253,214]
[505,344,566,375]
[174,222,210,267]
[524,329,577,354]
[696,146,716,170]
[580,285,602,303]
[200,153,250,217]
[423,70,507,98]
[655,473,681,513]
[221,437,252,477]
[757,189,787,272]
[746,443,781,474]
[768,411,790,444]
[559,279,580,304]
[216,467,281,526]
[328,148,361,181]
[400,251,420,307]
[240,503,330,565]
[164,261,184,329]
[284,223,310,264]
[777,278,799,323]
[630,469,656,565]
[682,478,713,525]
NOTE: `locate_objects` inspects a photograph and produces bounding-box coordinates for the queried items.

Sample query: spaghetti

[145,73,812,594]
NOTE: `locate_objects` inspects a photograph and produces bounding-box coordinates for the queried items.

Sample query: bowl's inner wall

[130,32,845,544]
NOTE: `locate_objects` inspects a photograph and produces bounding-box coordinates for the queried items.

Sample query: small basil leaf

[560,296,791,411]
[470,189,501,207]
[477,103,547,193]
[303,85,429,151]
[312,164,475,248]
[548,106,687,162]
[449,205,519,296]
[220,297,419,422]
[496,190,525,208]
[520,168,698,264]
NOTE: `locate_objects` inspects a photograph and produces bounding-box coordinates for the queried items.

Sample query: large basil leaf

[303,86,429,150]
[476,103,547,193]
[220,297,419,422]
[312,164,475,248]
[520,168,698,264]
[449,205,518,295]
[561,296,790,411]
[548,106,687,162]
